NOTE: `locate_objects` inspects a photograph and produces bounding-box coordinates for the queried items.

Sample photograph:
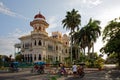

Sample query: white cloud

[0,28,28,57]
[0,2,29,20]
[67,0,102,8]
[47,16,57,29]
[95,6,120,30]
[88,0,102,6]
[0,37,14,56]
[47,16,59,35]
[0,2,16,16]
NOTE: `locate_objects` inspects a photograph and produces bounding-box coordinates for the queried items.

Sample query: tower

[30,12,49,36]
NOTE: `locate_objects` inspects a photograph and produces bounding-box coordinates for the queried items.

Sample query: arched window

[34,54,36,60]
[38,40,42,46]
[34,40,36,46]
[39,54,41,60]
[28,54,29,62]
[39,27,41,31]
[56,46,58,51]
[66,49,67,53]
[25,54,27,62]
[66,42,67,45]
[30,54,32,62]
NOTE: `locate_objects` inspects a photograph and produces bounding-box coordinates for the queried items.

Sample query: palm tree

[73,18,101,56]
[86,18,101,54]
[73,27,88,55]
[62,9,81,62]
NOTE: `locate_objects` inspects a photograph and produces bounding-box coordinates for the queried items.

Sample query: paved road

[64,69,120,80]
[0,69,120,80]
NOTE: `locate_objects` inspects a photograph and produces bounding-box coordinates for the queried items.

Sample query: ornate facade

[16,13,70,63]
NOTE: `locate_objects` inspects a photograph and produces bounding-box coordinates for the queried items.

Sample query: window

[56,46,58,51]
[25,43,30,49]
[39,27,41,31]
[39,54,41,60]
[48,44,53,51]
[34,54,36,60]
[66,42,67,45]
[65,49,67,53]
[38,40,42,46]
[30,54,32,62]
[34,40,36,46]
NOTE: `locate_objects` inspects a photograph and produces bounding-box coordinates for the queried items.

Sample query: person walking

[58,63,67,76]
[72,63,77,77]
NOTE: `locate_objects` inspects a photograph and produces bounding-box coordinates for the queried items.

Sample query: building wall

[16,13,69,63]
[20,35,69,63]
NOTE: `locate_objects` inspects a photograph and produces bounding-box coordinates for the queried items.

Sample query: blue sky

[0,0,120,58]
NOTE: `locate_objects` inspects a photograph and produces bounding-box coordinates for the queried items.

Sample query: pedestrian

[59,63,67,76]
[72,63,77,77]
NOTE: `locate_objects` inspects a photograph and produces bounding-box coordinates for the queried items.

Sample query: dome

[34,12,45,20]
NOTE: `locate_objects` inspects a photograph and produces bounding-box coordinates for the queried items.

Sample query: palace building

[15,13,70,63]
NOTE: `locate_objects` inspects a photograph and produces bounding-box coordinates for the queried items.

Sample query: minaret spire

[39,9,41,14]
[39,11,41,14]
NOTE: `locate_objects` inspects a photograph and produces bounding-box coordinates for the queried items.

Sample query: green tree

[73,18,101,55]
[84,18,101,54]
[101,18,120,68]
[62,9,81,62]
[72,26,88,59]
[4,55,10,62]
[15,54,24,62]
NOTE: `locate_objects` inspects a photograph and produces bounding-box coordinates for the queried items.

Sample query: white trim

[34,18,45,21]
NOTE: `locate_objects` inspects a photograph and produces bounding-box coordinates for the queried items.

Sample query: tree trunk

[75,47,78,60]
[88,46,90,55]
[92,44,94,54]
[83,48,85,62]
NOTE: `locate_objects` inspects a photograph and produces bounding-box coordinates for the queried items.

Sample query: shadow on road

[0,72,42,80]
[108,69,120,79]
[65,77,84,80]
